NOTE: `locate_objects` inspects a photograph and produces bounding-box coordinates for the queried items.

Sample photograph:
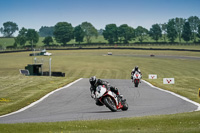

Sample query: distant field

[1,36,199,49]
[0,36,107,47]
[0,38,15,47]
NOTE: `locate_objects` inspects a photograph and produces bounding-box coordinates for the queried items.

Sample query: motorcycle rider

[131,66,142,81]
[89,76,123,106]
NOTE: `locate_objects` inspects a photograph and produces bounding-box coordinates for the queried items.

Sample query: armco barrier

[1,47,200,54]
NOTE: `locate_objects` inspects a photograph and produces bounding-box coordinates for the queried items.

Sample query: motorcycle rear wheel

[103,96,117,112]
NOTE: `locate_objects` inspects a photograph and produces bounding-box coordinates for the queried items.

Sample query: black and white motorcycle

[93,85,128,112]
[132,72,142,87]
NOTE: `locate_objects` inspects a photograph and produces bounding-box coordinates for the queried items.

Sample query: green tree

[81,22,98,43]
[182,22,192,43]
[198,24,200,40]
[161,23,167,42]
[118,24,134,44]
[42,36,53,46]
[174,17,185,43]
[14,27,27,47]
[26,29,39,46]
[103,24,118,44]
[0,21,18,37]
[188,16,200,42]
[98,29,104,35]
[149,24,162,42]
[167,19,178,43]
[135,26,148,43]
[54,22,74,45]
[38,26,54,37]
[74,25,85,44]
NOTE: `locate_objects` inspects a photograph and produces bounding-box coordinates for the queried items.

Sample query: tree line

[0,16,200,48]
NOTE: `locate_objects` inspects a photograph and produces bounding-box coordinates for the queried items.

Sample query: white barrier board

[163,78,175,84]
[148,74,157,79]
[108,52,112,55]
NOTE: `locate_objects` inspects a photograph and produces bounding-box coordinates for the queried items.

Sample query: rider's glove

[91,91,95,99]
[91,93,95,99]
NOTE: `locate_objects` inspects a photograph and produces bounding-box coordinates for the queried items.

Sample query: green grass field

[0,49,200,132]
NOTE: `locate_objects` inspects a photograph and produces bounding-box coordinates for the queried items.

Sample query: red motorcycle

[94,85,128,112]
[132,72,141,87]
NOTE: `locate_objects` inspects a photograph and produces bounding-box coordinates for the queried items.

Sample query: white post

[49,58,52,76]
[34,57,36,64]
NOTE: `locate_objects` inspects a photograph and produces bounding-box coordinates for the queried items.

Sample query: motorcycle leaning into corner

[132,71,142,87]
[92,85,128,112]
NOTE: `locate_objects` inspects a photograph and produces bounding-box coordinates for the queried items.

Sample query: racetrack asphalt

[113,54,200,60]
[0,78,199,123]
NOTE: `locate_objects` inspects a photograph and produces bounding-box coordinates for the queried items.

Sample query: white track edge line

[142,79,200,111]
[0,78,83,118]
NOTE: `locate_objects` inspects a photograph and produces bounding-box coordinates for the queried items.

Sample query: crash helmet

[89,76,97,85]
[135,66,138,71]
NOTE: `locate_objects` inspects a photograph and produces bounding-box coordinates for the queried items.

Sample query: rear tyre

[103,96,117,112]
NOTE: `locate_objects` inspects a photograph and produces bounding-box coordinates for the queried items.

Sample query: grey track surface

[114,54,200,60]
[0,79,198,123]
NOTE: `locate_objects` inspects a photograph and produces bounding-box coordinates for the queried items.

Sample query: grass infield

[0,49,200,132]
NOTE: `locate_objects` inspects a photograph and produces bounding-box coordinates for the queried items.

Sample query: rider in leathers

[89,76,122,106]
[131,66,142,81]
[131,66,141,75]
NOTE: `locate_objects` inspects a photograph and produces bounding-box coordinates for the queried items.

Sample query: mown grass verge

[0,49,200,132]
[0,111,200,133]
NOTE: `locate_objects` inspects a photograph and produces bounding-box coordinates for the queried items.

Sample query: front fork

[134,79,139,83]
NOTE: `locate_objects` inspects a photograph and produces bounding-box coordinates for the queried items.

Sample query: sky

[0,0,200,35]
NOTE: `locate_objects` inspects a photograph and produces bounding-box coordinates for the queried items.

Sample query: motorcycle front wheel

[121,100,128,111]
[134,80,139,87]
[103,96,117,112]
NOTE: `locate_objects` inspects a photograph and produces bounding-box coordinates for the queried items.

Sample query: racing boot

[117,94,126,103]
[118,94,123,99]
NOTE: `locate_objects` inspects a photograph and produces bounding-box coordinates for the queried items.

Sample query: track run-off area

[0,78,199,123]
